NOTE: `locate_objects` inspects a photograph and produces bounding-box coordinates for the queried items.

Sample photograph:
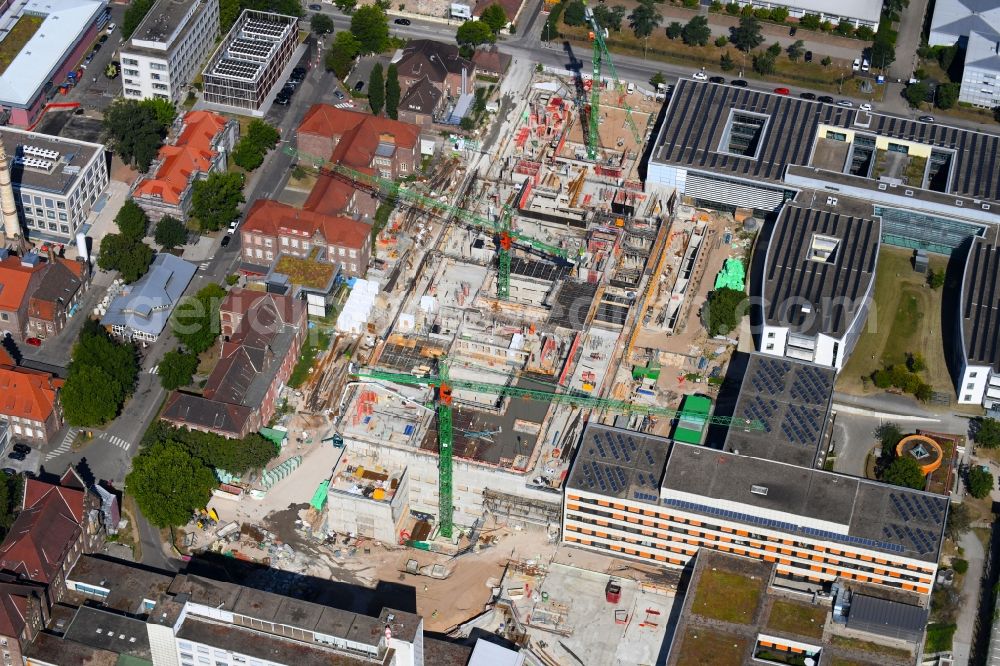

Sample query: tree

[563,0,586,26]
[666,21,683,40]
[172,283,227,354]
[219,0,241,31]
[975,417,1000,448]
[97,233,154,283]
[628,0,661,39]
[122,0,155,40]
[936,82,960,110]
[883,456,925,490]
[350,5,389,53]
[385,63,401,120]
[705,287,745,335]
[856,25,875,41]
[821,56,832,66]
[480,3,507,33]
[945,501,971,539]
[139,97,177,130]
[714,35,728,47]
[968,466,993,499]
[141,421,279,475]
[752,52,776,76]
[907,352,927,373]
[682,16,710,46]
[103,99,165,172]
[730,16,763,52]
[835,20,854,37]
[456,19,495,46]
[326,31,361,78]
[593,4,626,32]
[650,71,666,87]
[798,13,819,29]
[114,200,150,241]
[232,119,280,171]
[334,0,357,12]
[927,268,946,289]
[311,12,335,34]
[62,321,138,427]
[720,50,735,71]
[766,41,782,57]
[158,349,199,390]
[905,81,929,107]
[725,2,739,15]
[190,172,244,232]
[769,6,788,22]
[154,216,187,250]
[368,63,385,115]
[786,39,805,61]
[126,441,217,528]
[871,33,896,69]
[62,365,122,426]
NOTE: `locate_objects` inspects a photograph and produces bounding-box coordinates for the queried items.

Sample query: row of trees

[62,320,140,427]
[171,283,227,355]
[232,119,280,171]
[103,98,177,173]
[871,353,934,402]
[126,422,279,527]
[367,63,402,119]
[97,201,154,283]
[325,5,390,77]
[191,172,245,232]
[711,2,875,41]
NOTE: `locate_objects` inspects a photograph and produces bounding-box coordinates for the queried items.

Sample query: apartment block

[120,0,220,104]
[956,228,1000,408]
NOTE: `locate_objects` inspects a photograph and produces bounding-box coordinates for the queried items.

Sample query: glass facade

[873,205,986,255]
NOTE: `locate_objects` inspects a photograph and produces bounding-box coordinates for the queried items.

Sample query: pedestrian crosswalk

[45,428,77,462]
[101,434,130,451]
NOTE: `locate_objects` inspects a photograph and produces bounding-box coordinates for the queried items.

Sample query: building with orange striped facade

[562,424,946,599]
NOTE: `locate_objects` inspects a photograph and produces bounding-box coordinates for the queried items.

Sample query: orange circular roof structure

[896,435,944,476]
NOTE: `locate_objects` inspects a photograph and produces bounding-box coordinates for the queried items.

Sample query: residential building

[647,80,999,256]
[100,253,196,343]
[0,353,64,444]
[0,128,109,243]
[160,289,306,438]
[120,0,220,104]
[956,228,1000,408]
[0,580,46,666]
[664,550,923,666]
[0,469,102,606]
[296,105,419,219]
[562,423,946,599]
[471,46,512,79]
[201,9,298,115]
[398,76,444,126]
[132,111,239,222]
[0,0,110,127]
[0,250,88,342]
[760,200,880,370]
[732,1,879,29]
[394,39,476,98]
[239,199,371,278]
[928,0,1000,108]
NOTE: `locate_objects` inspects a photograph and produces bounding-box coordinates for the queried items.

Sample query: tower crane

[350,359,765,539]
[583,0,642,160]
[281,145,573,300]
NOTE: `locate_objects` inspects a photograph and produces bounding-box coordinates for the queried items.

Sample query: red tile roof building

[0,469,101,606]
[0,357,64,444]
[0,253,89,343]
[132,111,239,222]
[0,580,45,666]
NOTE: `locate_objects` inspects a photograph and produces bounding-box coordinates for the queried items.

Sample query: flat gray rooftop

[566,423,671,503]
[128,0,204,45]
[960,229,1000,371]
[662,444,948,563]
[2,128,102,196]
[724,354,835,468]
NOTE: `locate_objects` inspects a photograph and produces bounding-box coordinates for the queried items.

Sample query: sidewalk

[953,530,986,664]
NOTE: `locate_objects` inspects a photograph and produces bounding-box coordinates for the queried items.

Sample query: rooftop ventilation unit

[750,484,769,496]
[18,156,54,173]
[23,145,59,161]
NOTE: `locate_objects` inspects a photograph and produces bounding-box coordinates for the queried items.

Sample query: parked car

[804,51,812,63]
[25,337,41,347]
[836,99,854,107]
[799,92,816,100]
[7,451,25,461]
[334,90,346,100]
[394,18,411,25]
[354,80,364,91]
[84,53,95,65]
[852,58,861,71]
[918,115,936,122]
[861,59,870,72]
[708,76,725,84]
[692,71,708,81]
[1,469,16,476]
[817,95,835,103]
[773,87,790,95]
[291,66,307,80]
[730,79,748,87]
[789,26,797,36]
[106,21,116,33]
[12,444,30,455]
[99,34,109,44]
[227,219,240,234]
[859,103,872,111]
[308,3,322,8]
[221,235,231,248]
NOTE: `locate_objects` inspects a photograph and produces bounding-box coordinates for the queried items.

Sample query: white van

[626,81,635,94]
[852,58,860,71]
[861,59,870,72]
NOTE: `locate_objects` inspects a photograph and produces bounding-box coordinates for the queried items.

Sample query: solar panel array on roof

[243,17,286,40]
[748,358,791,396]
[578,460,627,495]
[213,59,262,80]
[779,404,824,446]
[567,424,670,502]
[882,523,938,555]
[228,37,274,61]
[789,363,834,405]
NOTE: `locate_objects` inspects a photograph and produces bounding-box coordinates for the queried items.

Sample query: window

[765,343,774,350]
[47,210,55,219]
[123,58,139,66]
[60,225,69,233]
[153,83,169,91]
[57,201,65,209]
[767,332,774,339]
[965,394,973,401]
[255,249,262,259]
[349,249,357,258]
[338,247,345,256]
[265,251,273,260]
[970,372,978,378]
[281,237,288,246]
[59,213,67,221]
[44,198,53,208]
[151,73,161,81]
[291,238,299,248]
[968,382,975,389]
[264,238,272,247]
[0,313,7,321]
[20,194,29,203]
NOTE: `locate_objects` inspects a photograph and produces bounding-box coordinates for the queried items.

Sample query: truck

[655,82,668,101]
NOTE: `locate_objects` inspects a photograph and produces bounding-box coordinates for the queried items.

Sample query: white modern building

[1,128,108,242]
[928,0,1000,108]
[760,201,880,371]
[956,229,1000,408]
[733,1,880,29]
[120,0,220,104]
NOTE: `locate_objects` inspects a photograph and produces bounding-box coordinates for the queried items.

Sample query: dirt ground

[563,87,657,159]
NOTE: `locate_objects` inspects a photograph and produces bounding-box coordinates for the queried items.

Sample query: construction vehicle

[281,145,573,300]
[583,0,641,160]
[350,358,764,539]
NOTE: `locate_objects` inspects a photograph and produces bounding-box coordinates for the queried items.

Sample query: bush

[856,25,875,40]
[936,82,960,110]
[967,466,993,499]
[820,20,833,31]
[769,6,788,22]
[799,13,820,30]
[835,20,854,37]
[714,35,728,47]
[905,81,929,107]
[705,287,745,335]
[724,2,739,15]
[907,353,927,373]
[766,41,781,57]
[883,456,925,490]
[821,56,832,66]
[952,558,969,575]
[975,417,1000,448]
[752,52,776,75]
[709,1,722,10]
[927,268,946,289]
[563,0,586,26]
[666,21,683,39]
[720,51,735,71]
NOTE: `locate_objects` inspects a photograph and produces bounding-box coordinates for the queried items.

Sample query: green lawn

[925,623,957,654]
[675,627,747,666]
[765,600,826,639]
[837,247,951,396]
[287,329,332,388]
[0,16,43,74]
[830,636,912,659]
[691,569,762,624]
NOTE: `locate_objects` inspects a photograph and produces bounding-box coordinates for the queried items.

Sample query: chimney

[0,137,21,249]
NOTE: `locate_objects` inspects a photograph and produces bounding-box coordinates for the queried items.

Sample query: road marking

[45,428,77,461]
[101,434,130,450]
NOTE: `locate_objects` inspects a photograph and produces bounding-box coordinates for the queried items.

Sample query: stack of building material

[336,279,380,333]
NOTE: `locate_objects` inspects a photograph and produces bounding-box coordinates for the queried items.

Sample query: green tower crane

[280,145,571,300]
[351,359,764,539]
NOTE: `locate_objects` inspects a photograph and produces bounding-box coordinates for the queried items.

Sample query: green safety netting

[714,258,746,291]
